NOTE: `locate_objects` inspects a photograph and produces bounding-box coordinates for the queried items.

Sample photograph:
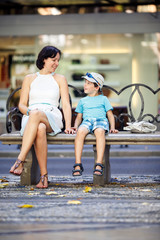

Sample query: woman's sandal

[93,163,104,176]
[72,163,84,176]
[9,159,25,176]
[36,173,48,189]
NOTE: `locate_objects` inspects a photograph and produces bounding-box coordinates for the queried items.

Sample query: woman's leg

[10,110,52,175]
[34,123,48,188]
[73,126,88,176]
[94,128,105,175]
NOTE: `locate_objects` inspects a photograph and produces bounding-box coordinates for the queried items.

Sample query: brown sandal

[36,173,48,189]
[9,159,25,176]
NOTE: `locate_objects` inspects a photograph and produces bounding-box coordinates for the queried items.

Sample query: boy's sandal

[72,163,84,176]
[37,173,48,189]
[93,163,104,176]
[10,159,25,176]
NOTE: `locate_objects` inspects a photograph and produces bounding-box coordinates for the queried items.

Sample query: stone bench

[0,131,160,186]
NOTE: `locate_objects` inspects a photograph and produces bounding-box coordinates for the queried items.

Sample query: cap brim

[81,75,96,83]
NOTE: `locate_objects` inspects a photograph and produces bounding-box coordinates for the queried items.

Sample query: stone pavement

[0,174,160,240]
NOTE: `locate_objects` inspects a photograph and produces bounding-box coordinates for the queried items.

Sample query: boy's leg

[94,128,106,175]
[73,126,89,176]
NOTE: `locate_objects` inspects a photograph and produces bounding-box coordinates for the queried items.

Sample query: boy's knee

[77,127,88,135]
[94,128,105,136]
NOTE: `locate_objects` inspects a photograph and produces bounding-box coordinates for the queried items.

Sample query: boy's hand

[109,128,119,133]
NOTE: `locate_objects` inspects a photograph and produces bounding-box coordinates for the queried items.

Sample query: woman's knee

[37,123,47,137]
[29,110,41,121]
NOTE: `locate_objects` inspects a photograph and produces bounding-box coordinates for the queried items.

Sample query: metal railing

[6,84,160,133]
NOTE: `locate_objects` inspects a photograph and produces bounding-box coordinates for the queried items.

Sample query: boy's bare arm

[107,110,119,133]
[74,113,83,130]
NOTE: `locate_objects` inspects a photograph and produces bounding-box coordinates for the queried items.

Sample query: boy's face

[84,79,99,95]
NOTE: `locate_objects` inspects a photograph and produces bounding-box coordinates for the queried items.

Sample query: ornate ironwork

[6,83,160,133]
[102,83,160,124]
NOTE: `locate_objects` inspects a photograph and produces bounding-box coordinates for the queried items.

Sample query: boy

[72,72,118,177]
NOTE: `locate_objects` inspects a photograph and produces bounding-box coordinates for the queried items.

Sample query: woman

[9,45,74,188]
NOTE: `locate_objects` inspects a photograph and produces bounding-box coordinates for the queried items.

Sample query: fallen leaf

[67,200,82,205]
[0,178,9,183]
[140,189,151,192]
[28,192,40,196]
[83,186,92,193]
[0,183,9,188]
[46,191,58,195]
[18,204,34,208]
[142,202,149,205]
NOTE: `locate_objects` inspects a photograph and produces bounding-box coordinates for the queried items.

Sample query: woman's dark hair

[36,46,61,70]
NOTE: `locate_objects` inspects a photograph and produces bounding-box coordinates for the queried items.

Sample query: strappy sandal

[93,163,104,176]
[9,159,25,176]
[72,163,84,176]
[36,173,48,189]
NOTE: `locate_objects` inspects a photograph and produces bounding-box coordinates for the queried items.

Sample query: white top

[20,72,63,136]
[29,72,60,107]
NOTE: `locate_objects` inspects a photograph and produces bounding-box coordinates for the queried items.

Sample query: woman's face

[43,52,60,73]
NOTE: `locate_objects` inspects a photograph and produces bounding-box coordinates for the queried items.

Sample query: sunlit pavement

[0,174,160,240]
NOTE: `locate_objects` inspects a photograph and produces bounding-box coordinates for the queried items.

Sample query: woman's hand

[64,127,77,134]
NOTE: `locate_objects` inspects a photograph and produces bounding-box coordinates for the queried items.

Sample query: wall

[36,33,159,119]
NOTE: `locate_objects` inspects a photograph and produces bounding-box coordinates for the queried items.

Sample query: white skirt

[20,104,63,136]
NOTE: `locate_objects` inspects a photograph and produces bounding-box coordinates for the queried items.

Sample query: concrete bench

[0,131,160,186]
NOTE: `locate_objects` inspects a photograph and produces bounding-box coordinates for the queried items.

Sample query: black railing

[5,84,160,133]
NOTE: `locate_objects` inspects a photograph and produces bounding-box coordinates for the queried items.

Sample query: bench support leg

[93,144,111,186]
[20,146,40,186]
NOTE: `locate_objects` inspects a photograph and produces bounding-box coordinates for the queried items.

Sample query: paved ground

[0,173,160,240]
[0,132,160,240]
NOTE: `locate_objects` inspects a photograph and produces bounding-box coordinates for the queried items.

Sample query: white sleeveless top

[29,72,60,107]
[20,72,63,136]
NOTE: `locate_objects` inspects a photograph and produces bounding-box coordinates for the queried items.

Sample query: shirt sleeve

[104,96,113,112]
[75,99,83,113]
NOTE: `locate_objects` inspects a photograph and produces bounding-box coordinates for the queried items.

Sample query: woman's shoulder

[23,73,37,84]
[54,73,66,81]
[54,73,67,87]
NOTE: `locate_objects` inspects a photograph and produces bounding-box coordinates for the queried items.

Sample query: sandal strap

[15,159,24,169]
[40,173,48,185]
[93,163,104,176]
[95,163,104,169]
[72,169,82,174]
[73,163,84,172]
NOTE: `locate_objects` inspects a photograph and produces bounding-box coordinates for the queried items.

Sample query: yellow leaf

[83,186,92,193]
[142,202,149,205]
[140,189,151,192]
[18,204,34,208]
[67,200,81,205]
[28,192,40,196]
[0,183,9,188]
[45,191,58,195]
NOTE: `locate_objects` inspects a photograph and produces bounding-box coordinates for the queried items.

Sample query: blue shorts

[79,118,109,133]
